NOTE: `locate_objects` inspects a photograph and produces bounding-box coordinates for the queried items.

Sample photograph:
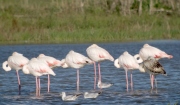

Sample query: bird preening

[1,43,173,101]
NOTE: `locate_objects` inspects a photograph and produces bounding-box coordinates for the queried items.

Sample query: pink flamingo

[2,52,29,95]
[86,44,114,89]
[65,50,93,91]
[114,51,139,91]
[37,54,62,93]
[134,43,173,89]
[136,44,173,60]
[22,58,55,96]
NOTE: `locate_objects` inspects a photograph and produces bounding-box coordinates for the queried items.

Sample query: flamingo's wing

[72,52,90,64]
[120,54,139,69]
[9,56,29,67]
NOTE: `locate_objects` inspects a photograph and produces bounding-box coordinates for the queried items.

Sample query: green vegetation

[0,0,180,44]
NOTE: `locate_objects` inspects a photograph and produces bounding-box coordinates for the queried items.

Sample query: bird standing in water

[139,57,167,89]
[114,51,139,91]
[65,50,93,92]
[86,44,114,89]
[134,43,172,88]
[2,52,29,95]
[37,54,62,93]
[22,58,56,96]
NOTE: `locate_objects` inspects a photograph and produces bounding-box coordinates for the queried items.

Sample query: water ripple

[0,40,179,105]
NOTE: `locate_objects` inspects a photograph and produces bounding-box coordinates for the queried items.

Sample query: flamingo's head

[114,59,121,68]
[134,54,143,64]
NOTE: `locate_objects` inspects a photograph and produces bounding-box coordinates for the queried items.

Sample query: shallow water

[0,40,179,105]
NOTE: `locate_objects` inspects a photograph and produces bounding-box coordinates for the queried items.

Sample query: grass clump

[0,0,180,44]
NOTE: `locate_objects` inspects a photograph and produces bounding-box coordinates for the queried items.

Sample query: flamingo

[2,52,29,95]
[22,58,55,96]
[136,44,173,61]
[65,50,93,91]
[139,57,166,88]
[37,54,62,93]
[114,51,139,91]
[134,43,173,88]
[86,44,114,89]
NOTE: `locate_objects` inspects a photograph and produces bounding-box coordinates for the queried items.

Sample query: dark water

[0,40,179,105]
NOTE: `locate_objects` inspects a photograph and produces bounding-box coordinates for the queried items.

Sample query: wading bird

[37,54,62,93]
[139,57,167,88]
[114,51,139,91]
[134,43,173,88]
[135,44,173,61]
[2,52,29,95]
[86,44,114,89]
[22,58,55,96]
[65,50,93,91]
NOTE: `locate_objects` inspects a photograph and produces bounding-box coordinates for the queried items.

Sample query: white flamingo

[65,50,93,91]
[37,54,62,93]
[134,43,173,88]
[2,52,29,95]
[114,51,139,91]
[86,44,114,89]
[22,58,55,96]
[135,44,173,61]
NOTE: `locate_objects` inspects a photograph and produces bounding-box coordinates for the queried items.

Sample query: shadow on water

[0,40,179,105]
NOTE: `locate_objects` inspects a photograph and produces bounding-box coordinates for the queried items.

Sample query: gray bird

[61,92,81,101]
[139,57,166,89]
[84,91,101,99]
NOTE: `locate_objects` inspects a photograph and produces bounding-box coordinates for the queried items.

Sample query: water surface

[0,40,179,105]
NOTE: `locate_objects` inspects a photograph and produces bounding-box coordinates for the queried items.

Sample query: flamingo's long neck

[109,55,114,61]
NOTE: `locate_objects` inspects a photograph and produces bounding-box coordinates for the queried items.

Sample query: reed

[0,0,180,44]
